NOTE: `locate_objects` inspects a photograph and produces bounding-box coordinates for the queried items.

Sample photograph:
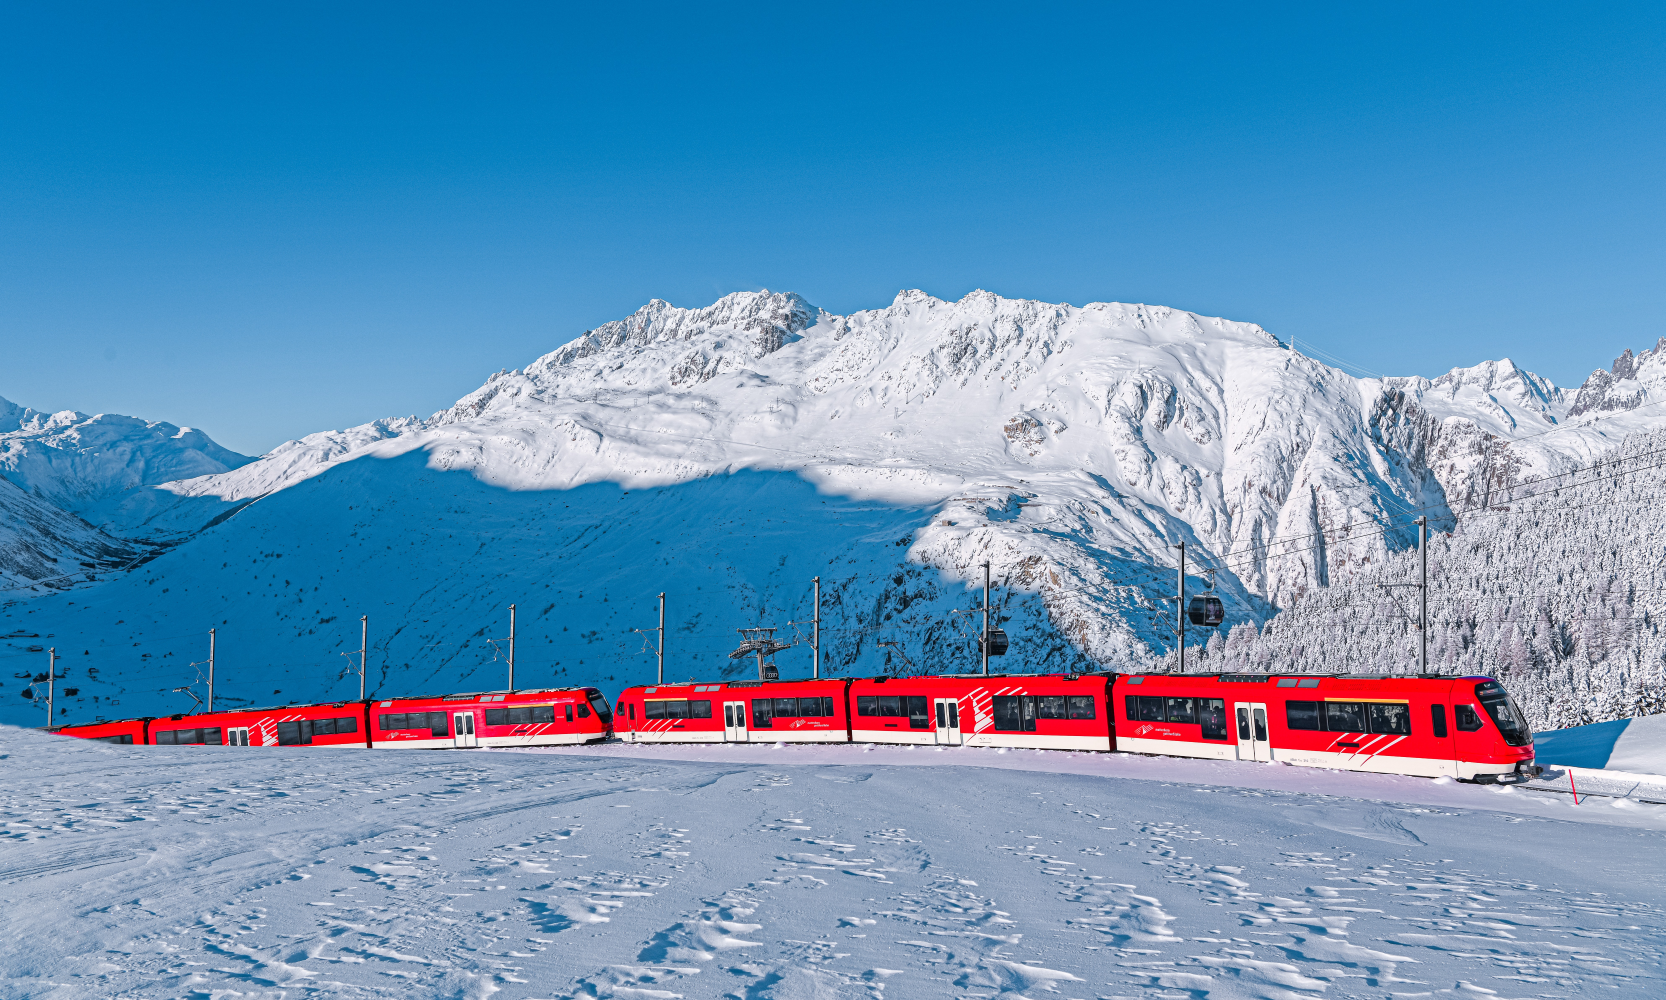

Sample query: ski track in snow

[3,729,1664,999]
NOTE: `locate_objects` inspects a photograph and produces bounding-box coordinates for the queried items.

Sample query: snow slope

[4,725,1664,999]
[14,289,1654,728]
[1535,712,1666,776]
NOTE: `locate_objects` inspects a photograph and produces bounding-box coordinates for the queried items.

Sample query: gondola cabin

[616,679,851,743]
[369,687,612,749]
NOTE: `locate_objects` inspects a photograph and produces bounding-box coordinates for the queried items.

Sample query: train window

[1199,699,1228,740]
[992,696,1038,732]
[1476,686,1532,747]
[1237,706,1250,737]
[1036,696,1068,719]
[1454,703,1483,733]
[1367,703,1411,735]
[379,713,403,730]
[155,727,223,746]
[752,699,775,728]
[857,695,905,717]
[646,699,704,720]
[565,704,574,722]
[577,704,591,718]
[1285,701,1321,730]
[307,717,358,737]
[1067,695,1096,720]
[277,721,313,746]
[774,698,800,718]
[486,706,560,726]
[588,693,614,722]
[628,703,636,721]
[92,734,135,744]
[908,696,931,729]
[1430,704,1447,738]
[1125,695,1166,722]
[1165,698,1197,724]
[1324,702,1367,733]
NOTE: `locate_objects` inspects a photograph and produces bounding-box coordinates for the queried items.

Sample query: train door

[227,727,250,746]
[934,698,962,745]
[1235,702,1271,762]
[453,711,478,748]
[723,701,749,742]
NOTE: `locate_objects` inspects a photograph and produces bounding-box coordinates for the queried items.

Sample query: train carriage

[51,717,149,745]
[616,679,851,743]
[1112,673,1540,782]
[848,674,1114,750]
[150,702,370,748]
[370,687,612,749]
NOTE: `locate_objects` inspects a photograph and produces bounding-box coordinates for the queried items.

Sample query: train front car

[1455,677,1541,783]
[848,674,1113,750]
[617,679,850,743]
[1113,673,1541,782]
[52,717,150,744]
[370,688,611,749]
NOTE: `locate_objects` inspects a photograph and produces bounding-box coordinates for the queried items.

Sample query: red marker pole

[1568,767,1580,805]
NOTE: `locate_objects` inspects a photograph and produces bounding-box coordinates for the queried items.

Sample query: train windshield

[1476,684,1532,747]
[587,692,613,723]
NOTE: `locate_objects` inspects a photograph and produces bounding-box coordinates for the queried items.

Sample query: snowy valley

[3,290,1666,733]
[5,725,1666,1000]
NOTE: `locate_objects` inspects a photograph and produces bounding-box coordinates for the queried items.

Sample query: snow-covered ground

[5,726,1664,999]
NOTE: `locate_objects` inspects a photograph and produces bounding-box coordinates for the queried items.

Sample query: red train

[50,671,1541,784]
[616,672,1542,783]
[50,687,612,750]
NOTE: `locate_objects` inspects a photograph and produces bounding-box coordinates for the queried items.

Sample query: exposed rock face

[1569,338,1666,417]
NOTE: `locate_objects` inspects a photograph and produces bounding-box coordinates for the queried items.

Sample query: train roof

[373,687,600,703]
[1120,672,1494,684]
[623,673,1104,692]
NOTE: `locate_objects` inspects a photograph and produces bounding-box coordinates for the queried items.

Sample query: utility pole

[1175,542,1187,675]
[633,595,666,684]
[208,628,216,712]
[340,619,367,700]
[812,577,821,679]
[358,617,366,699]
[982,562,992,677]
[47,647,56,725]
[508,604,517,693]
[1417,516,1429,673]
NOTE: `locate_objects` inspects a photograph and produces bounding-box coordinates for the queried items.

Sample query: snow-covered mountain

[0,398,251,515]
[0,398,250,595]
[3,289,1660,727]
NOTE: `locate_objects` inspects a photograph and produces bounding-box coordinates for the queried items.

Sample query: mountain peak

[1570,337,1666,417]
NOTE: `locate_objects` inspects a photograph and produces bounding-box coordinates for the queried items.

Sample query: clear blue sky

[3,3,1662,456]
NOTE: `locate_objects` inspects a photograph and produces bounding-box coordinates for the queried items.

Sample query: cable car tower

[1171,544,1226,673]
[730,627,791,681]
